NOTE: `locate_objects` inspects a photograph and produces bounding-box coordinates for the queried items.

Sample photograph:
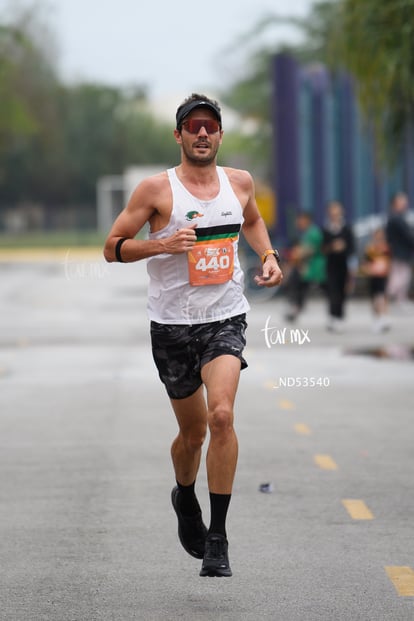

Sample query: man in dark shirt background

[322,201,356,332]
[386,192,414,309]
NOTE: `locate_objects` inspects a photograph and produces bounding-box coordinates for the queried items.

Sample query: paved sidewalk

[0,255,413,620]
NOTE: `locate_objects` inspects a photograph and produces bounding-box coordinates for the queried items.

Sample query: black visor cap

[176,100,222,130]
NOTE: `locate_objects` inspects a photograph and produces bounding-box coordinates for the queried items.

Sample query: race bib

[187,239,234,286]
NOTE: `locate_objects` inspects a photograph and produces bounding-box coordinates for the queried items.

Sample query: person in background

[385,192,414,310]
[361,228,391,332]
[284,211,326,322]
[322,201,356,332]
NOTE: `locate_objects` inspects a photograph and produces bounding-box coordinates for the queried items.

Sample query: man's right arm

[103,175,197,263]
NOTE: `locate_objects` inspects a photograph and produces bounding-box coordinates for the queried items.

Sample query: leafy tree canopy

[221,0,414,158]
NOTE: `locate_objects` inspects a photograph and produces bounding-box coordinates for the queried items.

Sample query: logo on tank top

[185,210,204,221]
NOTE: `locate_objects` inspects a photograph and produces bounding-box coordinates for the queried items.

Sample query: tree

[0,3,59,150]
[0,4,177,210]
[0,25,38,143]
[221,0,414,160]
[57,84,177,204]
[218,3,341,179]
[0,2,63,207]
[326,0,414,152]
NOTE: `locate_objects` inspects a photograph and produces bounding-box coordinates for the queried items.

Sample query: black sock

[176,480,201,516]
[208,492,231,538]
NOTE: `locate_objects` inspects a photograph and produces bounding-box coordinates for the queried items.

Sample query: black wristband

[115,237,128,263]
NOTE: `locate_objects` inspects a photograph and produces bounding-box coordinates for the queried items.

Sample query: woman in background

[362,228,391,332]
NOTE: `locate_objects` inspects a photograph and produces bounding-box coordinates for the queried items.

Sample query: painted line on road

[314,454,338,470]
[385,566,414,596]
[16,337,30,348]
[0,248,103,263]
[342,499,374,520]
[294,423,312,435]
[278,399,295,411]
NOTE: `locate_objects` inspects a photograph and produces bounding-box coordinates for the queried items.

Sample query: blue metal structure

[271,53,414,243]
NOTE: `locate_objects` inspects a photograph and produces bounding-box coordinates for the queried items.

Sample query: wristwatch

[261,249,281,265]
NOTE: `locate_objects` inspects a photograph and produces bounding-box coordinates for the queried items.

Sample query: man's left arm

[240,173,283,287]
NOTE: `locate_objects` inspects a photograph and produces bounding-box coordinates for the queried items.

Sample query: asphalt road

[1,251,414,621]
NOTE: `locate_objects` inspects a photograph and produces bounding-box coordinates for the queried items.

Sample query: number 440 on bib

[188,240,234,286]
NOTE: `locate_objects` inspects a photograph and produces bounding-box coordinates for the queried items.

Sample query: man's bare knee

[179,427,207,452]
[208,405,234,437]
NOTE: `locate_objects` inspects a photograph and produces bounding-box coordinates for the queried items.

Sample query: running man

[103,93,283,577]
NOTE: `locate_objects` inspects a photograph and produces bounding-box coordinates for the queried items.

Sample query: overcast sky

[2,0,317,99]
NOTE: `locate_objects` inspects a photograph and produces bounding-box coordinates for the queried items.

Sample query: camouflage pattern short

[150,314,248,399]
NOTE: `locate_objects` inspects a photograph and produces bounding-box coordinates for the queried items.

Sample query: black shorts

[150,314,248,399]
[369,276,387,297]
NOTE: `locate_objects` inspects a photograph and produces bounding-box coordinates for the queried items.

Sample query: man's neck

[175,161,220,200]
[177,161,219,185]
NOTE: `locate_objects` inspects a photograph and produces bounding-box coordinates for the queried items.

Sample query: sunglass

[182,119,220,134]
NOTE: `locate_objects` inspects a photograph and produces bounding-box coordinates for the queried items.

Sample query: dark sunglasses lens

[184,119,219,134]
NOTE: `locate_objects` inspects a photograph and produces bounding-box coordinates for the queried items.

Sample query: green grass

[0,230,106,249]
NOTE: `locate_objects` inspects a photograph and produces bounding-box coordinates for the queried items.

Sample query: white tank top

[146,166,250,324]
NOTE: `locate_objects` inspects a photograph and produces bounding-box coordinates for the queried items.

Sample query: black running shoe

[199,533,232,577]
[171,486,207,559]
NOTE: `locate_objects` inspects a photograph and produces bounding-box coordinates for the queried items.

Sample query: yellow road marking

[0,248,103,262]
[294,423,312,435]
[314,454,338,470]
[16,337,30,348]
[385,566,414,596]
[342,499,374,520]
[278,399,295,410]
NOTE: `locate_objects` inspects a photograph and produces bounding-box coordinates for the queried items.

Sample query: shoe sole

[171,487,206,560]
[199,533,232,577]
[200,568,233,578]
